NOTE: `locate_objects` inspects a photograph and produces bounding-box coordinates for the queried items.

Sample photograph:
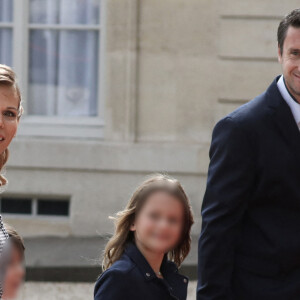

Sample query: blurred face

[2,245,25,300]
[0,85,19,154]
[278,26,300,103]
[130,191,184,254]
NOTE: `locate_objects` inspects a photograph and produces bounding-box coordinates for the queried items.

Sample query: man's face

[278,26,300,103]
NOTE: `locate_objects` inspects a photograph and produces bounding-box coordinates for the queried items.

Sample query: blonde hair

[102,174,194,271]
[0,64,23,186]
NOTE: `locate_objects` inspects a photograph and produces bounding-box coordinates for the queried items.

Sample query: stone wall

[4,0,299,239]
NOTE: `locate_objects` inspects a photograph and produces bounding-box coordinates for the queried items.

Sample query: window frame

[0,195,70,219]
[11,0,106,139]
[0,3,14,66]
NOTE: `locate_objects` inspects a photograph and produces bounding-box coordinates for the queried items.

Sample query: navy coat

[94,241,189,300]
[197,76,300,300]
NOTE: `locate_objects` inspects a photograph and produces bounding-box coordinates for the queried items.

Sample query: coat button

[146,272,151,277]
[183,278,188,283]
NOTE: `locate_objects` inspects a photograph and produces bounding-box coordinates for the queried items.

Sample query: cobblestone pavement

[16,281,197,300]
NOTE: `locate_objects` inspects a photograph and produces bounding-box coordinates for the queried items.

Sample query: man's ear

[278,46,283,63]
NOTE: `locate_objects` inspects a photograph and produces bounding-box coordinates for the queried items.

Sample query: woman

[0,64,23,299]
[0,64,23,186]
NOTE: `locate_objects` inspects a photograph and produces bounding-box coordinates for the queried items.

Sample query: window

[0,0,13,66]
[0,196,70,217]
[37,199,69,216]
[0,0,105,138]
[1,198,32,215]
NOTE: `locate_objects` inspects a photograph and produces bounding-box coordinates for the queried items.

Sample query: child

[0,216,10,299]
[94,174,194,300]
[2,223,25,300]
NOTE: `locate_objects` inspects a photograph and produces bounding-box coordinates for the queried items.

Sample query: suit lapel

[272,102,300,151]
[266,77,300,160]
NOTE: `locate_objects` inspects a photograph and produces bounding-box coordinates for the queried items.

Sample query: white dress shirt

[277,74,300,130]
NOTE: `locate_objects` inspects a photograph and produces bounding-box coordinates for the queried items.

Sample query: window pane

[1,198,32,215]
[0,0,13,23]
[0,28,12,66]
[28,29,99,116]
[0,0,13,66]
[29,0,100,25]
[37,199,69,216]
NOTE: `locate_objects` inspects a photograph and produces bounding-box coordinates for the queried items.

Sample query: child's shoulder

[94,254,139,297]
[94,255,137,298]
[96,254,136,283]
[106,255,135,274]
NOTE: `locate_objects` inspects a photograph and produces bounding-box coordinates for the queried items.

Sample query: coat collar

[124,241,188,300]
[265,76,300,156]
[124,241,179,281]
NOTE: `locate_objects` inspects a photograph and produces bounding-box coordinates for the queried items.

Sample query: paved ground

[16,281,197,300]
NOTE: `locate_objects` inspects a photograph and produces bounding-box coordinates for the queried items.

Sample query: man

[197,9,300,300]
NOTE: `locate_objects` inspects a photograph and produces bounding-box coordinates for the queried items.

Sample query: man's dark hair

[277,8,300,55]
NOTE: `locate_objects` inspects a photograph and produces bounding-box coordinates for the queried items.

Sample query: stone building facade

[2,0,297,249]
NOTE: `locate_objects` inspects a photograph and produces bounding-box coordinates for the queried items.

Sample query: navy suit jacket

[94,241,189,300]
[197,76,300,300]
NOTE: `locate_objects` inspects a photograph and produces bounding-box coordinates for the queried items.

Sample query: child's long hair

[4,223,25,258]
[102,173,194,271]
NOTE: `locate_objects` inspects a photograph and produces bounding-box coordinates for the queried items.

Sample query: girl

[0,64,23,299]
[94,174,194,300]
[2,223,25,300]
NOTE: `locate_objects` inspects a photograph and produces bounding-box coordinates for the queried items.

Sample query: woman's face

[2,245,25,299]
[0,85,19,154]
[131,191,184,254]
